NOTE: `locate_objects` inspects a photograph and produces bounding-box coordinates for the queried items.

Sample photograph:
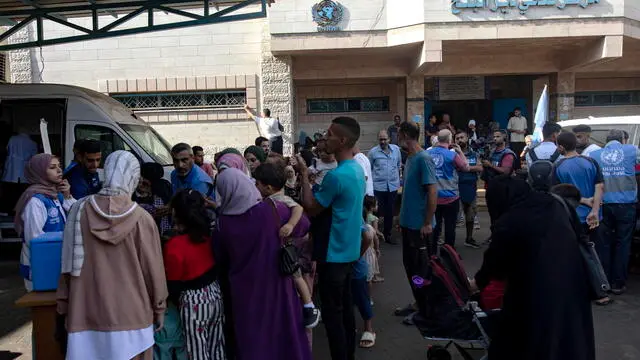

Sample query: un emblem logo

[432,153,445,168]
[602,148,624,166]
[312,0,343,31]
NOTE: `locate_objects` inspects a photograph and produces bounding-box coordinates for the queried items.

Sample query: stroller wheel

[427,345,452,360]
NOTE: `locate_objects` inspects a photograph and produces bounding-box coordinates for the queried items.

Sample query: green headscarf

[243,145,267,163]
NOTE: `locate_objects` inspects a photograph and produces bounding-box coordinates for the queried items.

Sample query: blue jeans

[351,277,373,321]
[374,190,397,242]
[601,203,637,288]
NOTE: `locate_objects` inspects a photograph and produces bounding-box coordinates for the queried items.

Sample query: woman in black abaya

[473,175,595,360]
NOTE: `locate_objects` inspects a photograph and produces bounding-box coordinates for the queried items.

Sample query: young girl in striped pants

[164,189,226,359]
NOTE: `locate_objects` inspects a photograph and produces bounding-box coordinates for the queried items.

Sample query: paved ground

[0,211,639,359]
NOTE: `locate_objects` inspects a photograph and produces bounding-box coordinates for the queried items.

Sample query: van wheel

[427,345,452,360]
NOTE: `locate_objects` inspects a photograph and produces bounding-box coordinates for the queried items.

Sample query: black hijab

[140,162,172,204]
[486,174,532,222]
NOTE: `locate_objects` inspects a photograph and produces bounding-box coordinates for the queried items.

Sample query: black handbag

[550,194,611,299]
[268,199,301,276]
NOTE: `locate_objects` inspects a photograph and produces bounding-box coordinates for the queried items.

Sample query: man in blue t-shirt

[64,139,102,199]
[170,142,213,197]
[298,116,365,360]
[394,121,437,320]
[552,132,611,306]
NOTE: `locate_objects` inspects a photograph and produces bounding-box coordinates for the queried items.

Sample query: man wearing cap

[589,129,640,295]
[507,107,528,156]
[467,120,479,148]
[574,124,601,157]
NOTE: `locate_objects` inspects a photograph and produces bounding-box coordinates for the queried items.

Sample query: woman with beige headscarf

[57,151,168,360]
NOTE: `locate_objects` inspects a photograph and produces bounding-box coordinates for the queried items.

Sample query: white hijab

[62,151,140,277]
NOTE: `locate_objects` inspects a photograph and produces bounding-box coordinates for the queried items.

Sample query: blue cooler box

[30,231,63,291]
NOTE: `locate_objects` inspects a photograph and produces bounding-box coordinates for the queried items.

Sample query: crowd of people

[10,103,640,360]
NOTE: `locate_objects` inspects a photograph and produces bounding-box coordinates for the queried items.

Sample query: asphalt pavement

[0,211,638,359]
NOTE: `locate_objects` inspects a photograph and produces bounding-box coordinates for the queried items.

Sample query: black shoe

[464,239,480,249]
[610,286,627,295]
[303,307,321,328]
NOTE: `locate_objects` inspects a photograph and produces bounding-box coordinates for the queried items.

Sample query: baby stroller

[411,244,493,360]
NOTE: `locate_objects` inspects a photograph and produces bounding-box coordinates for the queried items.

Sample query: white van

[0,83,175,241]
[558,116,640,146]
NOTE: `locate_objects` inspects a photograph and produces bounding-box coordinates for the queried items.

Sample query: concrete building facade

[8,0,640,152]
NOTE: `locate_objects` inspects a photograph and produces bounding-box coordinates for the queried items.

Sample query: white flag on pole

[40,118,52,154]
[531,85,548,145]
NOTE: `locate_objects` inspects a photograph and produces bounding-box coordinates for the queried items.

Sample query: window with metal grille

[0,52,7,83]
[575,91,640,107]
[307,97,390,114]
[111,90,246,110]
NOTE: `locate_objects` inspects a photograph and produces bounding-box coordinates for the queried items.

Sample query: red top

[163,234,215,281]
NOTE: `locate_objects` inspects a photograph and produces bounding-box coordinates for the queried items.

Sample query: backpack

[527,146,561,190]
[412,246,481,341]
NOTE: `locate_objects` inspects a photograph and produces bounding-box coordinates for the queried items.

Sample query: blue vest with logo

[32,193,66,232]
[427,146,459,199]
[590,141,637,204]
[459,150,478,184]
[20,193,66,281]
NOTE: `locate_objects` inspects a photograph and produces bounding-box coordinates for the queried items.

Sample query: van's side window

[75,125,132,167]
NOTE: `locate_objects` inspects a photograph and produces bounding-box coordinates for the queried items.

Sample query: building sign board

[312,0,344,32]
[451,0,599,15]
[435,77,487,101]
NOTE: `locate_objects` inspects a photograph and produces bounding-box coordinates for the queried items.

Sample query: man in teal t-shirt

[395,121,438,321]
[298,116,365,360]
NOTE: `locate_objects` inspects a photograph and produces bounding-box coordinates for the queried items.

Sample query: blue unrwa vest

[427,146,459,199]
[459,150,478,184]
[32,193,66,231]
[20,193,66,281]
[590,141,637,204]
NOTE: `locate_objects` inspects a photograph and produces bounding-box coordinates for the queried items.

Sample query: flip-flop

[359,331,376,348]
[595,298,614,306]
[394,304,415,317]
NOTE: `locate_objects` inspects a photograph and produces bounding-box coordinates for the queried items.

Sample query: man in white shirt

[573,124,601,157]
[244,105,284,154]
[2,132,38,183]
[507,107,528,157]
[526,122,562,165]
[353,147,374,197]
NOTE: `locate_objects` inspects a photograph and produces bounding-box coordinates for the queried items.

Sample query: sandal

[372,275,385,283]
[359,331,376,348]
[394,304,415,317]
[595,297,614,306]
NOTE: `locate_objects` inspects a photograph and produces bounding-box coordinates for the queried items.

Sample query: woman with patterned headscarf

[58,151,168,360]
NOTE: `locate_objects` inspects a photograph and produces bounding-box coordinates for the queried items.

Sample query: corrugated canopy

[0,0,273,50]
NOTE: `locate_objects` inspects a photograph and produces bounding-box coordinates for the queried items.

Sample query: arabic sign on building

[435,77,488,101]
[451,0,600,15]
[312,0,344,32]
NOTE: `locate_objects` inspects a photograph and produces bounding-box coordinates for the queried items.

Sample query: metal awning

[0,0,272,50]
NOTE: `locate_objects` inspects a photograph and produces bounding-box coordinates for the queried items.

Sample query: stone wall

[8,26,36,83]
[259,23,295,155]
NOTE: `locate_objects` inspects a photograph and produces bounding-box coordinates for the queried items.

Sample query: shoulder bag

[550,193,611,299]
[267,199,301,276]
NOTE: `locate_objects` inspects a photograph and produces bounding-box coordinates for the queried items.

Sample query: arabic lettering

[451,0,600,15]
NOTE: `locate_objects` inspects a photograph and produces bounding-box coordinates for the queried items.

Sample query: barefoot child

[363,196,384,284]
[254,161,321,328]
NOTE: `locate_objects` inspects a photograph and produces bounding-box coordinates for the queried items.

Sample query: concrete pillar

[549,72,576,122]
[260,24,295,155]
[406,75,425,145]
